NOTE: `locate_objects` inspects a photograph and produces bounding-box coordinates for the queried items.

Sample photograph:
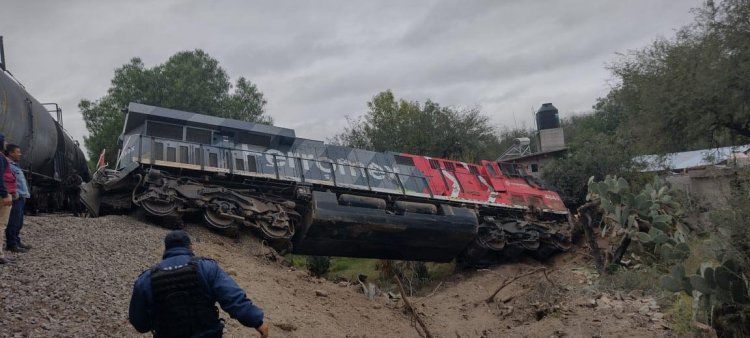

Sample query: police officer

[129,230,270,337]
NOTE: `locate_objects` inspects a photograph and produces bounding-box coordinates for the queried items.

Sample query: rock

[315,290,328,297]
[338,281,349,287]
[274,322,298,331]
[373,304,382,309]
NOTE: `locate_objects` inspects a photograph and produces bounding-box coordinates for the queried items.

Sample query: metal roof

[636,144,750,172]
[123,102,296,138]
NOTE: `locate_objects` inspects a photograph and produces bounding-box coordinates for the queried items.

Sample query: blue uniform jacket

[9,160,29,199]
[128,247,265,334]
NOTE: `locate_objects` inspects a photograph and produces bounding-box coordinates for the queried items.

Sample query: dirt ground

[0,215,675,337]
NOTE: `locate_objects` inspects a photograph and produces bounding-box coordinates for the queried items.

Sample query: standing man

[129,230,270,337]
[0,133,14,264]
[5,144,30,252]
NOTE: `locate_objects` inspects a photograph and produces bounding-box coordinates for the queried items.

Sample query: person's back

[129,230,269,337]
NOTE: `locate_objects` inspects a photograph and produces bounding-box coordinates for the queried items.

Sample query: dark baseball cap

[164,230,192,250]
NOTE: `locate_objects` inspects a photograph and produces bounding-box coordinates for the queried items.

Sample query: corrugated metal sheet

[636,144,750,172]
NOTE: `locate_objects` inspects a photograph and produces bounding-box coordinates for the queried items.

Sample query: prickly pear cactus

[586,175,689,262]
[661,259,750,334]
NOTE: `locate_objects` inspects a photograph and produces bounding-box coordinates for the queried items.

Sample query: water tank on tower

[536,103,560,130]
[536,103,565,152]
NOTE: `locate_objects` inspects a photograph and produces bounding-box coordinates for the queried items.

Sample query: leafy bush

[306,256,331,277]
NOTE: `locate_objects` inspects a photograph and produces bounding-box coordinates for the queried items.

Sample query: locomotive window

[166,147,177,162]
[469,165,480,176]
[444,162,455,171]
[246,155,258,173]
[154,142,164,161]
[530,163,539,172]
[147,121,184,141]
[179,146,189,164]
[235,158,245,171]
[237,132,272,147]
[194,149,202,165]
[209,153,219,167]
[486,164,497,176]
[186,127,212,144]
[394,155,415,167]
[429,159,440,170]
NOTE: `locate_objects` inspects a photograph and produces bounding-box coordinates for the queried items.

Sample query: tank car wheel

[141,199,177,217]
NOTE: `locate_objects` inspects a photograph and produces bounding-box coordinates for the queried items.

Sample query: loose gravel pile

[0,215,419,338]
[0,215,167,337]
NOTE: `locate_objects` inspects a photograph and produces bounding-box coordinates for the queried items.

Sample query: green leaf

[722,259,739,273]
[681,277,693,295]
[715,266,732,290]
[658,186,668,197]
[703,267,716,289]
[660,275,682,292]
[651,214,673,225]
[627,215,637,229]
[689,275,711,294]
[617,177,630,192]
[671,265,685,280]
[652,221,669,232]
[652,234,670,244]
[614,206,624,226]
[597,182,609,196]
[635,232,652,243]
[673,242,690,260]
[730,280,749,303]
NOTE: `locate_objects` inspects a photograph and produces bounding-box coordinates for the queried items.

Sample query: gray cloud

[0,0,701,157]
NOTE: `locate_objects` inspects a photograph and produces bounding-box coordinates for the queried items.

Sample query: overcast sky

[1,0,701,151]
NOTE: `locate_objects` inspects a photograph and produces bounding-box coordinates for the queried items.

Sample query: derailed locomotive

[80,103,572,264]
[0,41,91,211]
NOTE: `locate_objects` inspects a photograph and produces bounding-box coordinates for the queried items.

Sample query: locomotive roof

[122,102,296,138]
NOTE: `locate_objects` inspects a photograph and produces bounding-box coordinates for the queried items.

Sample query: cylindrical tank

[536,103,560,130]
[0,70,89,182]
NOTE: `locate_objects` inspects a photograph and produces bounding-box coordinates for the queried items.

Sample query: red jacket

[3,155,16,195]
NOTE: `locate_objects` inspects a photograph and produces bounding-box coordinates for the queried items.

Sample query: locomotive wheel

[476,222,506,251]
[257,219,293,240]
[141,199,177,217]
[203,208,237,230]
[517,226,541,251]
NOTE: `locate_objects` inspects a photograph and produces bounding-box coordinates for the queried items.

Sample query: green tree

[81,50,272,166]
[330,90,502,162]
[608,0,750,153]
[542,95,644,207]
